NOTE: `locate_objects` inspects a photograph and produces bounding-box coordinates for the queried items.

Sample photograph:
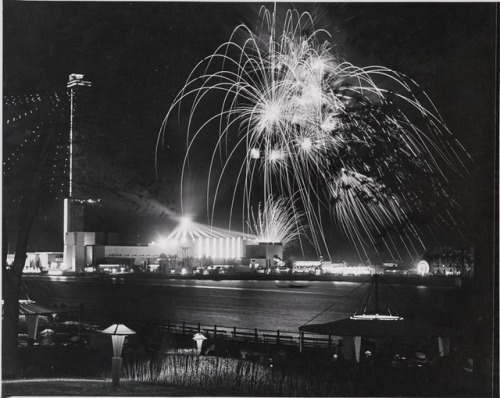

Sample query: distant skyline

[3,2,497,262]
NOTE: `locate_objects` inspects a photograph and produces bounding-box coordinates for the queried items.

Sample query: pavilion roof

[299,316,450,338]
[166,219,256,241]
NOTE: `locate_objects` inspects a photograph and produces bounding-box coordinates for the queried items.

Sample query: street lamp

[101,323,136,387]
[192,332,207,355]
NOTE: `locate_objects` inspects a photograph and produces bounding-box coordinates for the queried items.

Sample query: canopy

[300,275,451,339]
[18,300,75,316]
[299,317,449,338]
[8,300,77,342]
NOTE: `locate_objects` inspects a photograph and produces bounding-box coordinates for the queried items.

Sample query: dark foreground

[2,379,216,397]
[4,331,478,397]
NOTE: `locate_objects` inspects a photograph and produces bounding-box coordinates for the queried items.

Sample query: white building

[10,252,64,273]
[61,74,282,273]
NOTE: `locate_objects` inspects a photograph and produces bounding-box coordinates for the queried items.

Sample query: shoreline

[41,272,469,288]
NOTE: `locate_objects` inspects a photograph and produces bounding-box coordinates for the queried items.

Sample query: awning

[17,300,76,316]
[9,300,78,341]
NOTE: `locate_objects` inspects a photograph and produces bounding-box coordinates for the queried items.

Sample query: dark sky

[3,2,497,261]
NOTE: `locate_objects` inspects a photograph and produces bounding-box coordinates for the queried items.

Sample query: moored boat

[275,280,310,288]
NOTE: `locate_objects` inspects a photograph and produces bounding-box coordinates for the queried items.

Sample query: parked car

[193,266,209,276]
[255,266,266,274]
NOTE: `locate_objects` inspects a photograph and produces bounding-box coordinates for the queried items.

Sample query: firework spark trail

[247,195,307,248]
[157,7,469,261]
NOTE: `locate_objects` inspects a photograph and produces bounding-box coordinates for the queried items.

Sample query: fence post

[254,328,258,343]
[198,323,201,332]
[182,321,185,334]
[214,325,217,337]
[328,334,332,349]
[233,326,236,338]
[299,331,304,353]
[277,329,280,344]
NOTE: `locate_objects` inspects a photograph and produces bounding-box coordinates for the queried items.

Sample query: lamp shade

[192,333,207,341]
[101,324,136,335]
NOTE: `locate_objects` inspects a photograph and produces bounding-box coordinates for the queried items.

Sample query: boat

[275,281,310,288]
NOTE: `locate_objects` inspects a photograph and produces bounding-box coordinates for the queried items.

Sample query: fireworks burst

[157,6,469,261]
[247,195,306,247]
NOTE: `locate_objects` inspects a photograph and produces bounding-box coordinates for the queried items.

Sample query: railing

[153,320,338,349]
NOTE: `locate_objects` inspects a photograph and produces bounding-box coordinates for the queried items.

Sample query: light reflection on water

[47,276,69,282]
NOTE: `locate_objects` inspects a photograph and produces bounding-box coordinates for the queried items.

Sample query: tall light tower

[63,74,91,271]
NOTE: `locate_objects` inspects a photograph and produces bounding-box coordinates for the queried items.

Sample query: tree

[2,123,57,377]
[1,87,178,378]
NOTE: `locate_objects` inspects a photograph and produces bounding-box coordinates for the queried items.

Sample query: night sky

[3,2,497,262]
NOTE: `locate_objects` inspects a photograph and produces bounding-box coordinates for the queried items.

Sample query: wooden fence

[152,320,338,349]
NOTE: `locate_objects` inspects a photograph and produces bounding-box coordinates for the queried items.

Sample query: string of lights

[3,90,71,200]
[3,92,66,125]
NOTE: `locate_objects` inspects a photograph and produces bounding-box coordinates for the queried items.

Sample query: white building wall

[63,235,251,270]
[103,245,162,258]
[151,236,247,260]
[64,232,87,272]
[9,252,64,272]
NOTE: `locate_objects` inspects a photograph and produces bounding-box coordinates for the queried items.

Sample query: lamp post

[101,324,136,387]
[192,332,207,355]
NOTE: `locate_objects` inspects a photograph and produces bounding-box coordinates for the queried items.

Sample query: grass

[122,355,325,396]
